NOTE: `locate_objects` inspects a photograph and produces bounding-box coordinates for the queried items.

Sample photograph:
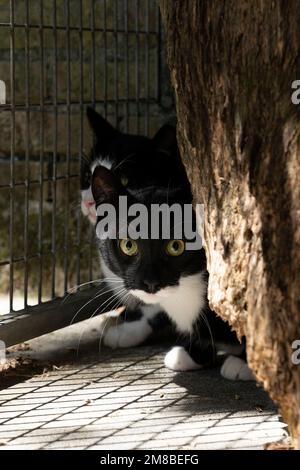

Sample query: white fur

[220,355,255,381]
[104,317,153,348]
[130,272,206,334]
[164,346,202,371]
[90,157,112,173]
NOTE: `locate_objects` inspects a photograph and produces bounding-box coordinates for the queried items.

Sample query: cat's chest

[157,272,207,334]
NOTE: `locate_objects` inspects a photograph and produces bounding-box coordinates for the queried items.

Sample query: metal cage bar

[8,0,15,314]
[64,0,71,295]
[51,0,58,300]
[23,0,30,310]
[0,22,159,34]
[76,0,84,290]
[124,0,129,132]
[38,0,45,304]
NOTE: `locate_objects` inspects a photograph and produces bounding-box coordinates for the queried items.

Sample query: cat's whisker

[97,291,131,354]
[64,278,102,298]
[69,284,124,326]
[68,199,82,211]
[112,292,130,330]
[199,312,216,360]
[113,153,136,170]
[63,277,123,303]
[96,291,129,354]
[97,314,112,354]
[80,151,91,165]
[77,294,124,357]
[189,330,193,353]
[93,287,127,316]
[194,322,202,347]
[75,287,127,355]
[78,277,124,290]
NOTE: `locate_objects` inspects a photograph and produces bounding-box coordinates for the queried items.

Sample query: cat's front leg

[103,313,153,349]
[220,355,255,381]
[164,346,203,371]
[164,338,214,372]
[103,305,170,349]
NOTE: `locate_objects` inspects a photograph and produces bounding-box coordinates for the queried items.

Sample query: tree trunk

[160,0,300,448]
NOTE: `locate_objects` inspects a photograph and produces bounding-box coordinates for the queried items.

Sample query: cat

[82,109,253,380]
[81,107,188,225]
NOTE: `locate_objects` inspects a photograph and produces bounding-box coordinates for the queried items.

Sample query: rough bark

[160,0,300,448]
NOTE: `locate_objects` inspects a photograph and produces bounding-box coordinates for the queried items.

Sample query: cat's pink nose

[85,200,95,207]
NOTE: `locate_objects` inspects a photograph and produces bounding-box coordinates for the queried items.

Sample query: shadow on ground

[0,315,287,450]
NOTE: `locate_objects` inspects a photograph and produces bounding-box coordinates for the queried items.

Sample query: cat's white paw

[220,355,255,381]
[103,319,152,349]
[164,346,203,371]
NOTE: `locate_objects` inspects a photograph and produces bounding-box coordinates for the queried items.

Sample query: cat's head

[81,108,189,224]
[86,107,184,187]
[91,165,205,305]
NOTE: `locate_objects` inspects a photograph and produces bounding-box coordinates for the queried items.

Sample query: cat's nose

[84,199,95,207]
[142,280,159,294]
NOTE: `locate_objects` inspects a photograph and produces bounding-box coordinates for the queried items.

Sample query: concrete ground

[0,315,287,450]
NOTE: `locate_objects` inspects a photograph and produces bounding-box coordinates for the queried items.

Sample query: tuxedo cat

[81,107,188,225]
[82,109,253,380]
[91,166,253,379]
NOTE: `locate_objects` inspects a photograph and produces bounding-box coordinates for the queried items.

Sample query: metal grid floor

[0,324,287,450]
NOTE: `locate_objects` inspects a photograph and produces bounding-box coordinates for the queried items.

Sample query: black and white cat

[82,109,254,380]
[81,107,187,224]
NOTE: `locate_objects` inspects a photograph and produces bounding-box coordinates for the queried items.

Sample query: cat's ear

[87,107,119,143]
[91,165,124,205]
[152,124,177,155]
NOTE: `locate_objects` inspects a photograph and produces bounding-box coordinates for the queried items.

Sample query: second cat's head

[81,108,189,224]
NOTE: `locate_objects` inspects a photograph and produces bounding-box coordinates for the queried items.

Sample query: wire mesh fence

[0,0,165,319]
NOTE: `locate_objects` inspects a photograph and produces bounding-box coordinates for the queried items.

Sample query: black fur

[86,107,189,193]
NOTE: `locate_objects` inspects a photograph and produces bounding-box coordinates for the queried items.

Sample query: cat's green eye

[120,174,129,186]
[166,240,185,257]
[119,238,138,256]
